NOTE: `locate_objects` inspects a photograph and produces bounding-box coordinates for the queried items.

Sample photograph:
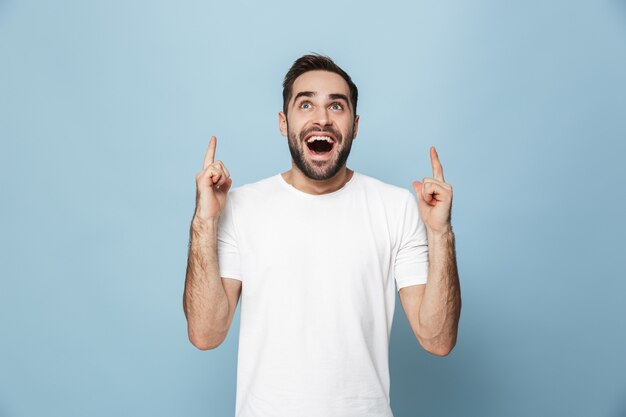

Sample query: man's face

[279,70,359,181]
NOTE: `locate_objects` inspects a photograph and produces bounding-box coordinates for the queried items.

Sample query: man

[183,54,461,417]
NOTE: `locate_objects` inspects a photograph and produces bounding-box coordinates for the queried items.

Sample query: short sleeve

[217,197,243,281]
[394,191,429,290]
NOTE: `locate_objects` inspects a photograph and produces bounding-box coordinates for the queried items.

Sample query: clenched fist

[194,136,232,221]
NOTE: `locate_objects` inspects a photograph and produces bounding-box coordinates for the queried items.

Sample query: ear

[278,112,288,137]
[352,114,360,139]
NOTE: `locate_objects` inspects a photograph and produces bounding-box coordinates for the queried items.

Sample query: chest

[235,196,396,298]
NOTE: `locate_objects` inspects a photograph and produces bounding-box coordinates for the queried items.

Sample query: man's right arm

[183,136,241,350]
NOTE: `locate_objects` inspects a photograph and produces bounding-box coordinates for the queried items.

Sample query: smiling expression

[279,70,360,181]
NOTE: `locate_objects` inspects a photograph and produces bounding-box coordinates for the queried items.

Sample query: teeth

[307,136,334,143]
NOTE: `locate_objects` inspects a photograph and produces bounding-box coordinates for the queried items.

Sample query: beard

[287,123,354,181]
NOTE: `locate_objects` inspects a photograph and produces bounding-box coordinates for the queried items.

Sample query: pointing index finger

[203,136,217,169]
[430,146,445,182]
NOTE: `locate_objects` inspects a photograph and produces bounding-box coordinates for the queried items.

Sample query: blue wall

[1,1,625,416]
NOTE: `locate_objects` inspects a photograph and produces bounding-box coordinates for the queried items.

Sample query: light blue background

[1,1,625,416]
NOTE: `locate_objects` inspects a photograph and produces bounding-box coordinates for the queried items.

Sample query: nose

[312,106,332,127]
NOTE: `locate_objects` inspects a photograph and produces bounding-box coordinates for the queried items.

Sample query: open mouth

[305,135,335,155]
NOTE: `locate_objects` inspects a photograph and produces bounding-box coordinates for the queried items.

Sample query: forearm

[183,217,230,348]
[418,229,461,354]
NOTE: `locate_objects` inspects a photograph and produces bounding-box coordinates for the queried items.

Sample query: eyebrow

[329,94,350,106]
[292,91,351,108]
[293,91,315,103]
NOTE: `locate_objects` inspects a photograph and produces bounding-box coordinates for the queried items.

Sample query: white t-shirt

[217,172,429,417]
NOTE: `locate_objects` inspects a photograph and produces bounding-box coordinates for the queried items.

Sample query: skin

[402,147,461,356]
[183,137,239,350]
[183,70,461,355]
[278,70,359,193]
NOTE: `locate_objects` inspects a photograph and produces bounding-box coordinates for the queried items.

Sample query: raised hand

[412,147,453,235]
[194,136,232,221]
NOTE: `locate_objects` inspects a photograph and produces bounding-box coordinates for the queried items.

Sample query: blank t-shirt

[217,172,429,417]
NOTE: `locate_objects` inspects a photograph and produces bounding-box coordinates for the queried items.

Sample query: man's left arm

[399,147,461,356]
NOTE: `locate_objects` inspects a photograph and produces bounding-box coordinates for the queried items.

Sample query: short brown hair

[282,54,358,117]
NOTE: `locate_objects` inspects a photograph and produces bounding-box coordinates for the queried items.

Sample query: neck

[281,164,354,195]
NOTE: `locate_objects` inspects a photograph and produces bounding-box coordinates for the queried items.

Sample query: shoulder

[229,174,280,195]
[227,174,282,205]
[354,172,414,203]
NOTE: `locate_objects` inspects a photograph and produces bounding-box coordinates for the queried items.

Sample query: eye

[330,102,343,111]
[299,101,312,110]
